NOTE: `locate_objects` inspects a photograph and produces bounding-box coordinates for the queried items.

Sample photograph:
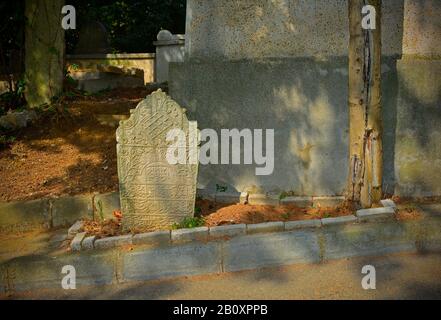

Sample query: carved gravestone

[116,90,198,232]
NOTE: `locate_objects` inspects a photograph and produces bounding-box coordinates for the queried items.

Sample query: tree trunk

[347,0,383,208]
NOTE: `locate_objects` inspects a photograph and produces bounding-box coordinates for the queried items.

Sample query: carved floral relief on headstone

[116,89,198,232]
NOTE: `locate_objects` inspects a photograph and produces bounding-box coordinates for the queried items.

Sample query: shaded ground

[2,252,441,300]
[0,87,150,202]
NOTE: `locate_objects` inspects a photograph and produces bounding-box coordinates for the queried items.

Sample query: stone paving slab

[223,231,320,272]
[122,242,222,281]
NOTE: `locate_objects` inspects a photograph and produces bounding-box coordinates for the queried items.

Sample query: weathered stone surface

[323,222,417,260]
[71,232,86,252]
[0,252,115,291]
[248,194,279,206]
[312,196,345,208]
[122,242,222,281]
[94,235,133,250]
[82,236,96,250]
[94,192,121,221]
[356,207,395,222]
[247,222,284,234]
[285,219,321,230]
[215,191,241,204]
[0,198,50,233]
[209,224,246,238]
[380,199,397,210]
[223,231,320,272]
[52,195,94,228]
[281,196,313,207]
[67,221,84,239]
[132,230,171,246]
[117,90,198,232]
[171,227,209,243]
[321,215,357,226]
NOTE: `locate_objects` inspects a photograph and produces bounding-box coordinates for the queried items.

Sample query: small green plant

[279,192,288,200]
[216,184,227,193]
[281,213,290,220]
[97,200,104,221]
[194,206,202,216]
[323,212,331,218]
[171,216,205,230]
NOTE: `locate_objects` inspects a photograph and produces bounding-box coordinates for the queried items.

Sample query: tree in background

[347,0,383,208]
[66,0,186,54]
[0,1,26,114]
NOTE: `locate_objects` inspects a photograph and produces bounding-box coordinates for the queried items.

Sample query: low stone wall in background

[66,53,156,93]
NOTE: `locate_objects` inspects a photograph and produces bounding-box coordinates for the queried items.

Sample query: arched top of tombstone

[157,29,173,41]
[116,89,189,147]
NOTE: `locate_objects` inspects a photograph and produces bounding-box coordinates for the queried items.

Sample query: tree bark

[347,0,383,208]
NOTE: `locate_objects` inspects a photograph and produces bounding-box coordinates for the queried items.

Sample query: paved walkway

[3,252,441,300]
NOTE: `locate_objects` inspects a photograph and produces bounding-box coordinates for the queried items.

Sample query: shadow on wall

[172,0,441,197]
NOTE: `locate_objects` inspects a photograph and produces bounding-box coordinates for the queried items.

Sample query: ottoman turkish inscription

[117,89,198,231]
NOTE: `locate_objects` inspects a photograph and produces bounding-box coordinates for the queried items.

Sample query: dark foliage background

[66,0,186,53]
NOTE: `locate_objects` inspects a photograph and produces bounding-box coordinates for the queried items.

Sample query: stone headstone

[75,21,111,54]
[116,90,198,232]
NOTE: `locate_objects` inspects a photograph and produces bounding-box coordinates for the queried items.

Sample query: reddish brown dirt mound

[0,87,153,202]
[197,199,354,227]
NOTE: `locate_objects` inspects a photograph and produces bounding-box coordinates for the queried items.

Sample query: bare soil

[0,87,150,202]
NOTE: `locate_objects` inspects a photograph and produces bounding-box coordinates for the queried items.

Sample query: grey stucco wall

[185,0,440,61]
[170,0,441,196]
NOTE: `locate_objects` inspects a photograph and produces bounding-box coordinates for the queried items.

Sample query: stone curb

[94,235,133,250]
[312,196,345,208]
[3,216,441,293]
[133,230,171,246]
[356,207,396,222]
[247,221,284,234]
[280,196,312,207]
[209,224,246,238]
[321,215,358,226]
[285,219,322,230]
[71,232,86,251]
[248,194,280,206]
[171,226,209,243]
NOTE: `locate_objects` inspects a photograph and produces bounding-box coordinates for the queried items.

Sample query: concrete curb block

[209,224,246,238]
[132,230,171,246]
[171,227,209,243]
[247,221,284,234]
[281,196,313,207]
[67,221,84,240]
[248,194,280,206]
[71,232,86,251]
[356,207,396,222]
[94,235,133,250]
[312,196,345,208]
[321,215,358,226]
[215,192,241,204]
[285,219,322,230]
[381,199,398,211]
[82,236,96,250]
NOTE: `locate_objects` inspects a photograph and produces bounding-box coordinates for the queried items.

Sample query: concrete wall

[170,0,441,197]
[154,31,185,83]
